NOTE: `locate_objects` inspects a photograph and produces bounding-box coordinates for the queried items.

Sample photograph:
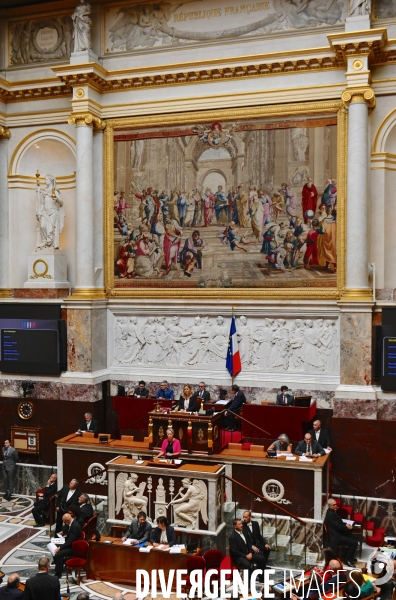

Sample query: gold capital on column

[341,88,375,109]
[68,113,106,130]
[0,127,10,140]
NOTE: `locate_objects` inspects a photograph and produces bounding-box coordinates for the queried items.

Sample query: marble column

[0,127,11,297]
[93,129,104,291]
[342,90,375,300]
[68,113,105,298]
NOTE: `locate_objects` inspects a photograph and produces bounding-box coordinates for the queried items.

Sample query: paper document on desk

[139,546,151,552]
[169,547,182,554]
[286,456,296,461]
[324,449,331,454]
[215,400,228,405]
[342,519,354,526]
[123,538,137,545]
[174,459,182,465]
[299,456,313,462]
[156,544,170,551]
[47,542,58,556]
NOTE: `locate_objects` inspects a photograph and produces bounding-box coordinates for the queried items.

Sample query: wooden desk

[148,410,225,455]
[87,537,197,587]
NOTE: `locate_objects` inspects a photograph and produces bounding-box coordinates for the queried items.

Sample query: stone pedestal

[70,49,98,65]
[24,248,70,288]
[345,15,370,32]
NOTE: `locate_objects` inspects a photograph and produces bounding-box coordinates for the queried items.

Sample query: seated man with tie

[295,433,325,458]
[276,386,294,406]
[121,510,152,544]
[192,382,210,407]
[77,412,98,435]
[156,380,174,400]
[129,380,150,398]
[242,510,271,569]
[229,518,266,581]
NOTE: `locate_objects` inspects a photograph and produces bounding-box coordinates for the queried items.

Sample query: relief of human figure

[289,319,305,370]
[302,319,324,371]
[116,473,148,521]
[349,0,371,16]
[207,316,229,362]
[238,316,252,366]
[167,316,184,366]
[121,317,145,364]
[184,316,209,365]
[72,0,92,52]
[36,174,65,249]
[170,478,208,529]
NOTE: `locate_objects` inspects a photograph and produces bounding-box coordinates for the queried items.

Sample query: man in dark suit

[2,440,19,501]
[294,433,325,457]
[242,510,271,568]
[0,574,23,598]
[325,498,358,567]
[129,380,150,398]
[229,518,267,580]
[77,412,98,434]
[54,513,82,577]
[150,516,177,547]
[121,510,152,544]
[55,478,80,532]
[276,386,294,406]
[224,385,246,431]
[78,493,94,525]
[22,557,60,600]
[32,473,57,527]
[191,382,210,408]
[308,420,332,450]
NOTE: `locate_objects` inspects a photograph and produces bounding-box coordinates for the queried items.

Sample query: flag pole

[231,306,234,387]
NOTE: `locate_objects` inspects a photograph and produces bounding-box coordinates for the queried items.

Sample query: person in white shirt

[55,478,80,532]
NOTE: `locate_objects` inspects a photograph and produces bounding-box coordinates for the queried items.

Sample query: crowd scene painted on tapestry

[113,119,337,288]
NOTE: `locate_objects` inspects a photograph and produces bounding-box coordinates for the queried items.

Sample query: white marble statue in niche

[35,174,65,249]
[349,0,371,16]
[113,315,339,374]
[72,0,92,52]
[170,478,208,529]
[116,473,148,521]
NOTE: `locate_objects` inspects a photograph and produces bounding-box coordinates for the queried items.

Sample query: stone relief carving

[10,16,73,65]
[106,1,345,54]
[114,315,339,373]
[170,478,208,529]
[116,473,148,520]
[72,0,92,52]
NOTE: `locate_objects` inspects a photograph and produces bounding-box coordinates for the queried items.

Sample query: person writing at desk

[177,384,198,413]
[129,380,150,398]
[295,433,325,458]
[150,516,177,548]
[267,433,292,453]
[156,428,181,459]
[156,380,174,400]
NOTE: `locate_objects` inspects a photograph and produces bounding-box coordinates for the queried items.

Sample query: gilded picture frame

[104,100,346,299]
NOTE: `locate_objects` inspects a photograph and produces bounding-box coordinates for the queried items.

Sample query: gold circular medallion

[76,88,85,98]
[18,401,34,420]
[32,259,49,278]
[352,59,364,71]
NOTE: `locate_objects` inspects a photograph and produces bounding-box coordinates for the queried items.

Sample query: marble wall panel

[340,312,372,386]
[0,465,55,497]
[67,308,92,372]
[333,398,377,419]
[0,379,101,402]
[377,399,396,421]
[92,308,107,372]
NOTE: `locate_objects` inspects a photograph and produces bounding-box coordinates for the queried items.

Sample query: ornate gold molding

[341,88,376,108]
[0,289,13,298]
[340,288,373,301]
[0,126,10,139]
[68,287,107,300]
[67,113,106,130]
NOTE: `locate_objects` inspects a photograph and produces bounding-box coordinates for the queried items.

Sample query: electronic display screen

[0,329,60,375]
[381,334,396,391]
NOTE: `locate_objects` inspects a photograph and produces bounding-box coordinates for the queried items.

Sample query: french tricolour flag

[226,315,242,377]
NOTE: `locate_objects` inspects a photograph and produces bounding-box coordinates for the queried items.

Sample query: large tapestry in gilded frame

[104,101,346,298]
